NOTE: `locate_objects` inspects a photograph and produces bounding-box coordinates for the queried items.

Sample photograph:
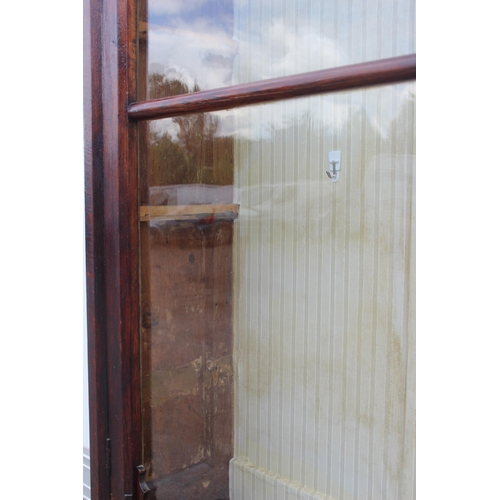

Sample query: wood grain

[128,54,416,121]
[141,220,234,499]
[87,0,415,496]
[140,204,240,221]
[85,0,141,497]
[84,0,110,496]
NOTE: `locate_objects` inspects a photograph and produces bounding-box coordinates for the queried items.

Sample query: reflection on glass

[138,0,416,99]
[139,83,416,500]
[147,113,233,187]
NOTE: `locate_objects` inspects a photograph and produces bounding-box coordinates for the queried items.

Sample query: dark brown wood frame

[85,0,141,497]
[84,0,416,496]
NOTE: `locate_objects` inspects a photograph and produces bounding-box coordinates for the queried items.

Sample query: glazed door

[85,0,416,499]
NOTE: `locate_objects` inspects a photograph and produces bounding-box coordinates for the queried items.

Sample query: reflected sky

[144,0,415,97]
[149,82,415,147]
[149,0,233,33]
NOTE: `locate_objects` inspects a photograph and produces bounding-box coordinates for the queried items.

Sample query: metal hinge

[104,438,134,499]
[105,437,113,499]
[105,437,112,477]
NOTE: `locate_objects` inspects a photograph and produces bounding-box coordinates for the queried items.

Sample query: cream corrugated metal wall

[230,2,415,499]
[232,0,416,84]
[232,86,415,500]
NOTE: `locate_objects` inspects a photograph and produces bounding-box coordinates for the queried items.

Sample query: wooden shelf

[140,203,239,222]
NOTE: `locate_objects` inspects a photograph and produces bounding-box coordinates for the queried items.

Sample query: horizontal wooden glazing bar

[128,54,416,121]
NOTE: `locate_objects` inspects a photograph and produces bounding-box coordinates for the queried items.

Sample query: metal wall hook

[326,151,341,183]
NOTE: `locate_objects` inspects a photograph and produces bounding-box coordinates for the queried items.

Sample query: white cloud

[148,23,238,90]
[146,0,415,143]
[233,18,345,83]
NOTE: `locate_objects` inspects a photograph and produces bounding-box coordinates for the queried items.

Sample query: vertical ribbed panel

[83,447,91,500]
[231,0,415,500]
[232,0,415,84]
[232,80,415,499]
[231,2,415,498]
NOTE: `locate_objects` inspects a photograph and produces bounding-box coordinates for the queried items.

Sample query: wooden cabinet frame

[84,0,415,497]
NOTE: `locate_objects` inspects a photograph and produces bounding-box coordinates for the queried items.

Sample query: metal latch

[326,151,341,182]
[137,465,152,498]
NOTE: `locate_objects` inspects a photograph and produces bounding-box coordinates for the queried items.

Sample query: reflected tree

[147,73,233,187]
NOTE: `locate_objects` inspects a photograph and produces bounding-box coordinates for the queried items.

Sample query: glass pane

[139,82,415,500]
[137,0,415,99]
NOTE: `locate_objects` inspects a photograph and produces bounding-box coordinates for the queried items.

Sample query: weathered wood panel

[141,219,234,499]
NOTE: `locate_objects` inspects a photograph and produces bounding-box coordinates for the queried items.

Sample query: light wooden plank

[140,204,239,222]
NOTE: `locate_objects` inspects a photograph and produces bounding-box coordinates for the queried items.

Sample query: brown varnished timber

[101,0,141,495]
[85,0,141,497]
[128,54,416,121]
[84,0,110,497]
[138,1,152,494]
